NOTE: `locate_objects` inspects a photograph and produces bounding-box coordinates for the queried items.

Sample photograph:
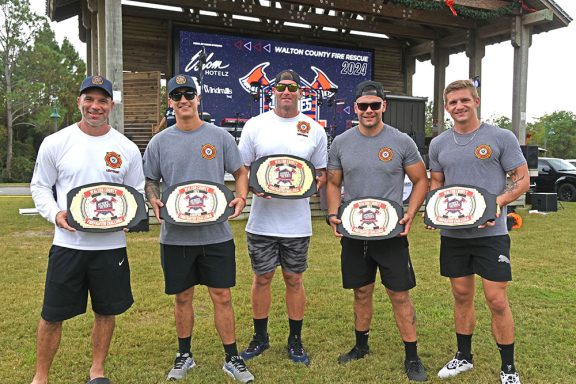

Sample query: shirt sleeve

[310,126,328,169]
[402,135,423,167]
[237,120,256,166]
[30,139,60,224]
[499,129,527,172]
[124,145,145,196]
[142,135,162,181]
[223,132,244,174]
[428,137,441,172]
[327,138,342,170]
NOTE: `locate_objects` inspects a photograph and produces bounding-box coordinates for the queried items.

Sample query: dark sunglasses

[357,102,382,111]
[275,83,299,92]
[170,91,197,101]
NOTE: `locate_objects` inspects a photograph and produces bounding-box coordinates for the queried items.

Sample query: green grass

[1,197,575,383]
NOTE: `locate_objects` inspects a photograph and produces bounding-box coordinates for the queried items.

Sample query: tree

[528,111,576,158]
[486,114,512,131]
[0,0,42,180]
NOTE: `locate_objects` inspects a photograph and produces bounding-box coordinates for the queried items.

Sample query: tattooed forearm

[145,178,161,201]
[504,170,526,193]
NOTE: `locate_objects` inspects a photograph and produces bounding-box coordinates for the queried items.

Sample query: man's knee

[283,273,303,290]
[209,288,232,307]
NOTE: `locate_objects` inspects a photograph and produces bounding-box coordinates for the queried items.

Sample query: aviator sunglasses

[356,102,383,111]
[275,83,300,92]
[169,91,197,101]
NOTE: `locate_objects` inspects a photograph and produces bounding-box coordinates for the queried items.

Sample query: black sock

[355,329,370,349]
[253,317,268,339]
[288,318,303,342]
[224,342,239,362]
[178,336,191,355]
[456,333,473,359]
[497,343,516,373]
[403,340,418,361]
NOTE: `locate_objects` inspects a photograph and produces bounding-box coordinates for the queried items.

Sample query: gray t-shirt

[428,123,526,239]
[143,123,243,245]
[328,124,422,206]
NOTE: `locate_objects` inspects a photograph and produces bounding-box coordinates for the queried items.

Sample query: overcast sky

[32,0,575,121]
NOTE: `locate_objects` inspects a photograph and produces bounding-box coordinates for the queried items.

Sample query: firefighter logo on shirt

[296,121,311,137]
[475,144,492,160]
[378,147,393,162]
[201,144,217,160]
[105,151,122,169]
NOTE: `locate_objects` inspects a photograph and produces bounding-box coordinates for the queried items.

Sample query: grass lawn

[1,197,575,383]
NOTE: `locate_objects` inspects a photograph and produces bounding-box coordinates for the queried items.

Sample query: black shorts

[42,245,133,322]
[160,240,236,294]
[440,235,512,282]
[340,236,416,292]
[246,233,310,275]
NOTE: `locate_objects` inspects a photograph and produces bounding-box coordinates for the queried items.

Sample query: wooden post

[97,0,106,76]
[466,31,485,119]
[511,16,531,144]
[90,11,98,75]
[405,55,416,96]
[431,44,449,135]
[105,0,124,133]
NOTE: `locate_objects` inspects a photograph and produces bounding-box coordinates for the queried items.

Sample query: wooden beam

[435,0,512,10]
[522,9,554,26]
[511,15,530,143]
[105,0,124,133]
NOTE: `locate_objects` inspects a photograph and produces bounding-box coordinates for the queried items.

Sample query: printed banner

[176,29,373,136]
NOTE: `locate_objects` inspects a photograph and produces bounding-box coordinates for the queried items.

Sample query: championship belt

[67,183,148,232]
[160,180,234,226]
[424,184,499,229]
[337,197,404,240]
[249,154,317,199]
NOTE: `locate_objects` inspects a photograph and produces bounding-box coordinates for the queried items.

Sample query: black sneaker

[337,345,370,364]
[287,337,310,365]
[241,333,270,360]
[405,357,428,382]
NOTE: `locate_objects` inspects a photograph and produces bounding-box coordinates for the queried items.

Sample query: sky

[31,0,575,122]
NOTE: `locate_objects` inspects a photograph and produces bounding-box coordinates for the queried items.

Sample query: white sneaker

[500,371,521,384]
[223,355,255,383]
[438,352,473,379]
[167,352,195,380]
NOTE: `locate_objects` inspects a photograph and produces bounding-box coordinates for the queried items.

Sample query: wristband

[325,213,338,225]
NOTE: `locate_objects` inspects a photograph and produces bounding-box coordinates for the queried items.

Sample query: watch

[325,213,338,225]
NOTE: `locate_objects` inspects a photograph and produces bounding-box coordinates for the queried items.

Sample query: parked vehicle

[566,159,576,167]
[535,157,576,202]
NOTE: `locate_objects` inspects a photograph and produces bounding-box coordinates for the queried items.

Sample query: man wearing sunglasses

[238,70,327,366]
[143,74,253,382]
[325,80,429,381]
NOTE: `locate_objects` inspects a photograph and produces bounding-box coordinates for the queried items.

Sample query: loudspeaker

[531,193,557,212]
[520,145,539,169]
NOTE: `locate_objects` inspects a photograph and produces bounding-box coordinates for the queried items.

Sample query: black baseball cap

[355,80,386,100]
[274,69,301,85]
[79,75,113,98]
[167,74,197,95]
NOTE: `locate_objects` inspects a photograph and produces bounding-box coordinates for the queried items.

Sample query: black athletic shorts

[340,236,416,292]
[160,240,236,294]
[246,233,310,275]
[41,245,133,322]
[440,235,512,282]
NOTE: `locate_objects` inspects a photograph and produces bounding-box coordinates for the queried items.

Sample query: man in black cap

[143,74,253,382]
[325,80,428,381]
[238,69,327,365]
[30,75,145,384]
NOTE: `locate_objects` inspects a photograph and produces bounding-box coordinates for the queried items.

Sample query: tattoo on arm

[145,178,161,201]
[504,170,525,193]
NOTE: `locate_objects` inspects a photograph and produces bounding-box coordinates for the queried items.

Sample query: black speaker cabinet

[520,145,539,169]
[531,193,557,212]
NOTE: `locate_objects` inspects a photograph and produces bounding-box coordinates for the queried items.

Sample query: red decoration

[445,0,458,16]
[520,0,536,13]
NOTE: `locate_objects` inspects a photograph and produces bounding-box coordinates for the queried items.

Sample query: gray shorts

[246,232,310,275]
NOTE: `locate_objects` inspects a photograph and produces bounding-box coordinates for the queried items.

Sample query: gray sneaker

[167,352,195,381]
[223,355,255,383]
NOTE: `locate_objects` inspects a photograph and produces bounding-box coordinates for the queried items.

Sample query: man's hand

[398,213,413,236]
[148,197,164,223]
[327,214,343,237]
[55,210,76,232]
[228,197,246,219]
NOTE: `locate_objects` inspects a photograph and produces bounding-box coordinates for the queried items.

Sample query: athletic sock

[497,342,516,373]
[178,336,191,355]
[253,317,268,339]
[224,342,239,362]
[456,333,473,360]
[355,329,370,349]
[403,340,418,361]
[288,318,303,342]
